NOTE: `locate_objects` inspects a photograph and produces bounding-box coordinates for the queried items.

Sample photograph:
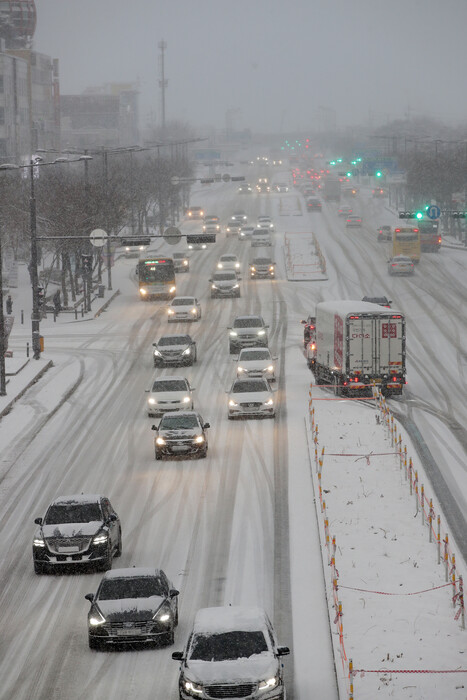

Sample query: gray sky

[34,0,467,133]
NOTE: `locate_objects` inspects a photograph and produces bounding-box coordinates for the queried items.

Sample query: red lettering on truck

[334,314,343,368]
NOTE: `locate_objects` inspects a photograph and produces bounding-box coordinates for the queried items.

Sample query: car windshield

[190,631,268,661]
[158,336,190,346]
[240,350,270,361]
[233,318,263,328]
[45,502,101,524]
[173,254,186,260]
[253,258,272,265]
[160,415,200,429]
[98,576,166,600]
[232,380,268,393]
[253,229,269,235]
[152,380,187,392]
[221,256,237,262]
[214,273,236,281]
[172,298,194,306]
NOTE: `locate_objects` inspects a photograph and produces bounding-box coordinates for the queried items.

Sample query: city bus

[417,220,442,252]
[137,257,176,300]
[392,227,421,263]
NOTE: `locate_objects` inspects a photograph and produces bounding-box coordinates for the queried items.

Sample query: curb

[94,289,120,318]
[0,360,54,419]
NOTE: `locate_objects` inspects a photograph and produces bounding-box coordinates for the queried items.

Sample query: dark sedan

[152,411,209,460]
[85,567,179,649]
[153,334,197,367]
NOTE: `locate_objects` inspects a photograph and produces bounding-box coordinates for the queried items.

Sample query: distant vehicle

[231,211,248,224]
[249,256,275,278]
[372,187,385,197]
[202,217,220,233]
[146,376,195,418]
[210,271,241,298]
[167,296,201,323]
[300,315,316,347]
[377,225,392,242]
[152,411,210,459]
[345,214,362,228]
[306,197,322,212]
[235,347,277,381]
[418,219,442,253]
[225,221,241,236]
[227,377,275,419]
[257,215,274,231]
[256,182,270,193]
[361,296,392,308]
[217,254,241,272]
[172,606,290,700]
[120,236,151,257]
[85,568,179,649]
[186,206,204,219]
[153,334,197,367]
[33,494,122,574]
[275,182,289,192]
[137,257,176,300]
[305,339,317,369]
[238,183,252,194]
[323,178,341,201]
[392,227,421,262]
[229,315,269,354]
[313,300,406,396]
[172,252,189,272]
[203,215,219,224]
[388,255,415,275]
[251,228,271,247]
[238,225,255,241]
[338,206,353,217]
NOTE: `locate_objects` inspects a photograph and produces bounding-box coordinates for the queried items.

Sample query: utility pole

[158,40,168,134]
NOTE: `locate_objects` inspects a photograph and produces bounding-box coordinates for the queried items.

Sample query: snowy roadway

[0,176,465,700]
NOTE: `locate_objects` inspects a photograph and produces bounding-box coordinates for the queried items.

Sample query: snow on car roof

[193,606,269,633]
[102,567,162,579]
[52,494,102,505]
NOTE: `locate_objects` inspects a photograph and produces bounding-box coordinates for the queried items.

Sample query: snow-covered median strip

[306,386,466,700]
[283,232,328,281]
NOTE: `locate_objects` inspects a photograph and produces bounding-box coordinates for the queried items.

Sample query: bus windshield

[138,259,175,282]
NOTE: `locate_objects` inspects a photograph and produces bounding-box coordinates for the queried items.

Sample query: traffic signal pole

[29,160,41,360]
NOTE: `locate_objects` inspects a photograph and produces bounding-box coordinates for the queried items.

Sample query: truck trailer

[323,178,341,202]
[313,300,406,396]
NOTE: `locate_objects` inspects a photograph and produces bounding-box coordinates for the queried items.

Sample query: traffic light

[451,211,466,218]
[375,171,382,178]
[399,211,420,219]
[37,286,45,309]
[415,211,424,219]
[81,254,93,273]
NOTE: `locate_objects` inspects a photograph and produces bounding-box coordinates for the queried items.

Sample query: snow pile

[283,232,328,281]
[306,388,466,700]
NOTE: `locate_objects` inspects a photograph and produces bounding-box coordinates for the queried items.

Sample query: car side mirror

[277,646,290,656]
[85,593,94,603]
[151,425,158,431]
[209,278,212,282]
[172,651,184,661]
[145,389,149,393]
[169,588,179,598]
[190,387,196,391]
[34,517,42,525]
[108,513,117,522]
[152,343,157,347]
[203,422,210,429]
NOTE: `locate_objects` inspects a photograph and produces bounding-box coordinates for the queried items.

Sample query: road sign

[222,173,231,182]
[163,226,182,245]
[427,205,441,220]
[90,229,108,247]
[171,175,180,186]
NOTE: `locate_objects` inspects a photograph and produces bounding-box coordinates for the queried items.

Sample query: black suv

[33,495,122,574]
[153,334,197,367]
[85,567,179,650]
[152,411,210,460]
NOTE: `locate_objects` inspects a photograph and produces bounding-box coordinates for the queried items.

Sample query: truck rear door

[347,316,376,374]
[377,315,405,375]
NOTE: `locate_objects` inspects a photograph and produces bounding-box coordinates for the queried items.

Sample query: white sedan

[227,377,275,419]
[257,215,275,231]
[168,296,202,322]
[146,376,194,418]
[387,255,415,275]
[217,254,241,273]
[235,348,277,381]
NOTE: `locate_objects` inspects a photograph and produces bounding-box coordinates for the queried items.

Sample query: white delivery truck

[313,300,406,396]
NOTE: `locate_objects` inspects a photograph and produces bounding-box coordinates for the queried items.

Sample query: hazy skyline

[34,0,467,134]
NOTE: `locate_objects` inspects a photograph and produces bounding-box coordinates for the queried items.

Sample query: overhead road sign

[427,205,441,220]
[90,229,108,247]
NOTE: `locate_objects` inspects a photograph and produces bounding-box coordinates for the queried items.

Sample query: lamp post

[0,230,6,395]
[29,156,42,359]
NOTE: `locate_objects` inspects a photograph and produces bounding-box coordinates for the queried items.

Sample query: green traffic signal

[346,172,352,178]
[415,211,423,219]
[375,171,382,178]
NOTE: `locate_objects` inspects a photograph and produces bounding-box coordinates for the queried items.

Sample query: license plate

[171,445,189,452]
[58,546,79,553]
[115,627,142,636]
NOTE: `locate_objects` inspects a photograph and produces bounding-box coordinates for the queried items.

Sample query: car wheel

[155,450,162,461]
[88,635,102,651]
[34,561,45,575]
[115,529,122,557]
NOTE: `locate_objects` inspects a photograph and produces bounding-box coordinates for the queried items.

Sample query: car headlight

[269,266,274,271]
[229,399,239,407]
[235,263,240,268]
[233,284,239,289]
[168,309,175,315]
[156,437,166,446]
[153,349,162,357]
[230,331,238,337]
[153,604,172,623]
[217,263,223,268]
[211,284,218,290]
[264,398,274,406]
[194,435,205,444]
[191,308,198,314]
[250,266,256,271]
[169,286,176,293]
[258,676,279,692]
[184,680,203,696]
[257,330,266,336]
[182,348,191,356]
[183,396,191,403]
[92,532,108,545]
[183,260,188,266]
[33,536,45,547]
[148,398,157,405]
[237,367,244,373]
[266,365,274,372]
[89,609,106,626]
[140,288,147,296]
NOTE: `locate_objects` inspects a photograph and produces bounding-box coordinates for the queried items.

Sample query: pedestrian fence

[306,383,465,700]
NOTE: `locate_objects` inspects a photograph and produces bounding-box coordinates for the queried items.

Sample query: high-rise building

[0,0,37,49]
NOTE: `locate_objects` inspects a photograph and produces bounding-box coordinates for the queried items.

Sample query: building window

[0,107,4,125]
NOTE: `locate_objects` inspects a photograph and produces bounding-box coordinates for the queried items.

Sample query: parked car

[210,271,241,298]
[361,296,392,308]
[235,347,277,381]
[173,252,190,272]
[387,255,415,275]
[152,411,210,459]
[249,256,275,278]
[172,606,290,700]
[168,296,202,322]
[227,377,275,419]
[229,315,269,354]
[146,376,195,418]
[153,335,197,367]
[32,494,122,574]
[85,567,179,649]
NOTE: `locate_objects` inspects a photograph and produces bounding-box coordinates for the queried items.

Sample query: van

[251,228,271,247]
